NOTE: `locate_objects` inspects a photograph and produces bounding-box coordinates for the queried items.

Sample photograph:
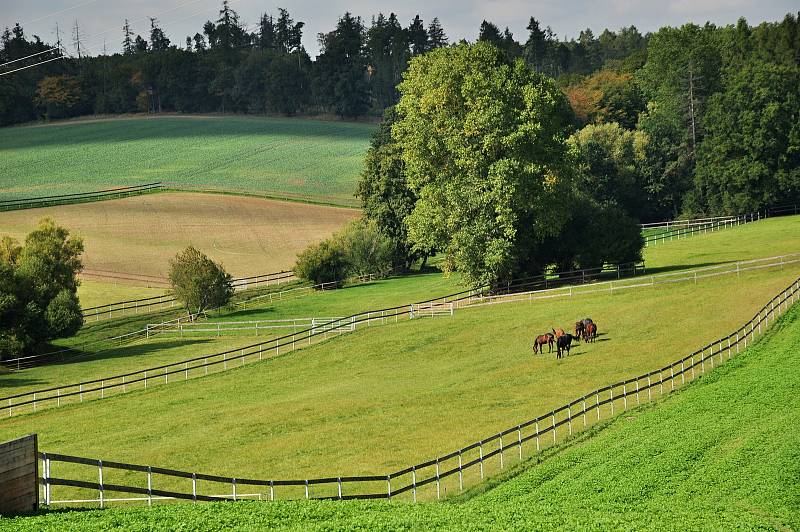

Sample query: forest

[1,4,799,223]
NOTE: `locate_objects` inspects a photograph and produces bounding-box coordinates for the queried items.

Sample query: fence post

[147,466,152,506]
[535,421,540,451]
[610,389,614,415]
[338,477,342,500]
[567,407,572,435]
[386,476,391,500]
[304,479,308,500]
[98,460,104,508]
[479,442,485,478]
[233,478,238,501]
[458,452,463,491]
[671,366,676,390]
[582,399,587,427]
[595,393,600,420]
[270,480,274,501]
[622,385,627,410]
[517,426,523,460]
[635,381,640,405]
[659,371,664,395]
[412,467,417,502]
[192,473,197,502]
[435,460,441,499]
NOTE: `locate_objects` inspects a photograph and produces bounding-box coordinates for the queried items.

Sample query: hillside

[0,116,374,207]
[4,300,798,530]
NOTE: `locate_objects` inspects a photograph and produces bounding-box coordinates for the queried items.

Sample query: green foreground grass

[4,301,799,530]
[0,116,374,206]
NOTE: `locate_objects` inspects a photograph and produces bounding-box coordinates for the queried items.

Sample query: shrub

[293,239,348,285]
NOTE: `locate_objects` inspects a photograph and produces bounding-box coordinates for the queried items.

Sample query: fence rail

[4,253,797,417]
[80,271,295,321]
[0,183,164,212]
[36,275,800,507]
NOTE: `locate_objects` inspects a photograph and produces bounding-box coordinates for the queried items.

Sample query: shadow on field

[2,116,374,150]
[33,339,215,369]
[0,376,49,389]
[642,261,730,275]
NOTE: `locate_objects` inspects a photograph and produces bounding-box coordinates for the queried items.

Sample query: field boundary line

[33,276,800,506]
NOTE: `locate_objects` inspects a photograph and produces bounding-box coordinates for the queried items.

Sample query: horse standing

[583,322,597,343]
[574,321,585,339]
[556,334,577,359]
[533,333,554,354]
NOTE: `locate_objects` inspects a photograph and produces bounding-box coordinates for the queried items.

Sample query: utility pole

[688,64,697,153]
[72,19,82,59]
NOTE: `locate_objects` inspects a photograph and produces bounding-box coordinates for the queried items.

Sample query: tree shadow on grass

[27,339,216,370]
[0,375,49,389]
[641,261,732,275]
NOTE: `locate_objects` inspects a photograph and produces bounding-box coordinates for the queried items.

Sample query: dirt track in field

[0,192,358,280]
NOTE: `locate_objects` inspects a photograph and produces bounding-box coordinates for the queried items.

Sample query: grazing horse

[533,333,554,354]
[574,321,585,339]
[584,322,597,343]
[556,334,577,359]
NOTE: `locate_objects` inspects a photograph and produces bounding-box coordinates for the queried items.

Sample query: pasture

[1,262,797,491]
[0,192,358,279]
[0,115,374,206]
[7,305,796,530]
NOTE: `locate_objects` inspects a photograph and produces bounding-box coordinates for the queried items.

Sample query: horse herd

[533,318,597,359]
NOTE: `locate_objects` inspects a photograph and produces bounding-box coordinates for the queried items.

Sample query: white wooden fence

[4,253,797,418]
[35,275,800,506]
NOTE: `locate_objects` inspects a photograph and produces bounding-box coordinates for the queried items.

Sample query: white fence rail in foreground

[36,276,800,506]
[3,253,798,418]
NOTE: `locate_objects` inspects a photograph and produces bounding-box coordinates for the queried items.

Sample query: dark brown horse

[556,333,578,359]
[583,322,597,343]
[533,333,554,354]
[574,321,585,338]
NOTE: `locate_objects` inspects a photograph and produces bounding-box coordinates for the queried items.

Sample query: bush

[168,247,234,318]
[293,220,394,285]
[294,239,348,285]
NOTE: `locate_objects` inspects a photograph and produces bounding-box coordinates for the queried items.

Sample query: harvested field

[0,192,358,279]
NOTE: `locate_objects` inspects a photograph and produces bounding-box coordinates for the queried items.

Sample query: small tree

[168,247,234,318]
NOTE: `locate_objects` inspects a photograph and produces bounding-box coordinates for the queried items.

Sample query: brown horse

[552,327,566,340]
[574,321,585,339]
[533,333,554,354]
[583,322,597,343]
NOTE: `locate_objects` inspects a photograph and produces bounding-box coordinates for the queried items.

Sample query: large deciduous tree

[0,219,84,360]
[394,42,573,286]
[694,61,800,214]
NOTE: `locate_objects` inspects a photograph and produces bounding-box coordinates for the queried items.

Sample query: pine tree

[427,18,447,49]
[122,19,134,55]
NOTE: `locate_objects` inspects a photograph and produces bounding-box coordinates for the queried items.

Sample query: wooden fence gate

[0,434,38,515]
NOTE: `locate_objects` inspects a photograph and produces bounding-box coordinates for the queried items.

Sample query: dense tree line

[2,5,798,232]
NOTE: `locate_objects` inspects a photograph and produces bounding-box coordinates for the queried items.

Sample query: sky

[3,0,797,57]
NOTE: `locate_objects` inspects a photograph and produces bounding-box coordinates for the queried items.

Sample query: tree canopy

[0,219,84,360]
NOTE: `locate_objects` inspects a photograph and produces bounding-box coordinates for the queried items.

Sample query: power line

[0,55,64,77]
[0,48,59,68]
[19,0,102,26]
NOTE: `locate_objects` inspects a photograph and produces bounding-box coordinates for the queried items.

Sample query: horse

[533,333,554,354]
[574,321,585,339]
[556,333,578,359]
[552,327,566,339]
[583,322,597,343]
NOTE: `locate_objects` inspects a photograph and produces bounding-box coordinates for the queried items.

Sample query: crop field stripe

[28,277,800,506]
[3,253,797,414]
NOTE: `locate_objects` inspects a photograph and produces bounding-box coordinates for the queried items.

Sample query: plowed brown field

[0,192,358,280]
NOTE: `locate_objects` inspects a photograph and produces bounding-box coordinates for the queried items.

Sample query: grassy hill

[0,116,374,206]
[4,300,798,530]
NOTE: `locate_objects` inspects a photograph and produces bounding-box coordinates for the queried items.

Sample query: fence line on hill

[0,183,164,212]
[642,204,798,246]
[3,254,796,418]
[80,270,296,321]
[35,275,800,507]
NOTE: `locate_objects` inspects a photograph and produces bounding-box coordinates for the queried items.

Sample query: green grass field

[0,116,375,206]
[77,280,166,310]
[4,298,798,530]
[6,215,797,398]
